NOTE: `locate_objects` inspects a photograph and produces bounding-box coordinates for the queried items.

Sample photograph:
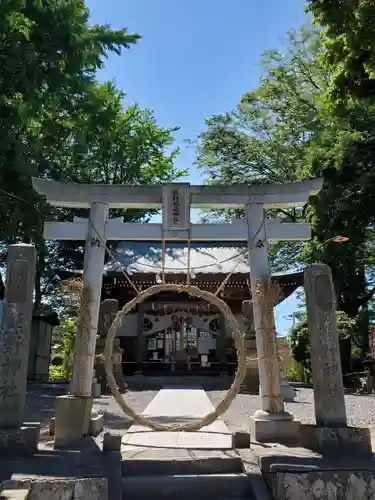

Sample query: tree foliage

[289,310,357,371]
[0,0,183,311]
[196,21,375,355]
[307,0,375,104]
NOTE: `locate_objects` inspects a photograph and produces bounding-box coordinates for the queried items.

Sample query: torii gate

[33,178,322,443]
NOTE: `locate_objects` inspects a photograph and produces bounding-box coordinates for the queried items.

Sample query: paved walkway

[121,386,232,450]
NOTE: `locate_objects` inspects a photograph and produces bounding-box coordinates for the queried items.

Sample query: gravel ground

[208,388,375,433]
[24,381,375,438]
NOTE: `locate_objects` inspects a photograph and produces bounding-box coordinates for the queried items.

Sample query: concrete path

[121,387,232,450]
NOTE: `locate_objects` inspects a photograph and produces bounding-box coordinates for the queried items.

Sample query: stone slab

[120,472,250,500]
[121,387,232,450]
[271,471,375,500]
[0,447,120,500]
[239,450,274,500]
[0,479,107,500]
[121,449,243,476]
[251,444,375,476]
[0,425,40,456]
[248,443,375,499]
[0,491,30,500]
[300,424,372,454]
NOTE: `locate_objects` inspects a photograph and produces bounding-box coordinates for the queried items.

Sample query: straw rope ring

[104,283,246,431]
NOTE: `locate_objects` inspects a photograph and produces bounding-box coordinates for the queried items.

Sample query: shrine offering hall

[68,241,302,375]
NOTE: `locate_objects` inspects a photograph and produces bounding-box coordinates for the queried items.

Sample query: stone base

[250,411,300,444]
[54,395,93,448]
[0,423,40,456]
[103,432,122,452]
[232,431,251,449]
[253,445,375,500]
[300,424,372,454]
[89,414,104,436]
[50,412,103,440]
[281,383,295,402]
[92,380,101,399]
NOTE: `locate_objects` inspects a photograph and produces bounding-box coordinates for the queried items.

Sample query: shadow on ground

[124,375,234,391]
[25,382,67,427]
[0,437,108,483]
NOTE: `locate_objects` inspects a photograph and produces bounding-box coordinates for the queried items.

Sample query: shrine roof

[56,242,304,299]
[105,241,251,276]
[103,241,302,281]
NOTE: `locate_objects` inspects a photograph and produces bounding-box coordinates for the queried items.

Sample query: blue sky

[87,0,308,334]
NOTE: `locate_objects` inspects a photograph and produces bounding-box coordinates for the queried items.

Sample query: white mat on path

[121,386,232,450]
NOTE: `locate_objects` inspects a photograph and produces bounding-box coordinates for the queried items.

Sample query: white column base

[281,381,295,402]
[250,410,300,444]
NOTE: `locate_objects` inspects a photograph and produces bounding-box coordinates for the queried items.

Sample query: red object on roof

[332,236,349,243]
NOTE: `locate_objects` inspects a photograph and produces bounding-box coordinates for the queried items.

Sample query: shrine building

[79,240,303,376]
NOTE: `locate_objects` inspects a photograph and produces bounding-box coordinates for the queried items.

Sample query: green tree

[289,310,357,373]
[196,22,375,355]
[37,83,183,312]
[0,0,140,242]
[307,0,375,104]
[196,24,326,272]
[0,1,184,310]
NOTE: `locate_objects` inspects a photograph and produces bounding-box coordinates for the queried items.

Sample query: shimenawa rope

[67,213,270,431]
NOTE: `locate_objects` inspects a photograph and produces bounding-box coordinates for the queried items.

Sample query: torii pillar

[59,202,108,446]
[246,204,300,442]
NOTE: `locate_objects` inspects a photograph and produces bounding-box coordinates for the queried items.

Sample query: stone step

[121,449,243,476]
[121,473,253,500]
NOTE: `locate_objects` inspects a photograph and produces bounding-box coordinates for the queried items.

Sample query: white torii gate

[33,177,322,443]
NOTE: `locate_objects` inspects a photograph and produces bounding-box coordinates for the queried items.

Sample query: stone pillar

[34,321,54,381]
[0,244,40,454]
[135,306,145,374]
[247,204,299,443]
[55,202,108,447]
[304,264,347,426]
[240,301,258,394]
[301,264,372,453]
[70,202,109,395]
[28,314,56,382]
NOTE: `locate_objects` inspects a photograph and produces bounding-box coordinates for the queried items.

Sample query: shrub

[49,365,65,380]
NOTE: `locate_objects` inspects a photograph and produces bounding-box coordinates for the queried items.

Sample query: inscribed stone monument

[0,244,40,455]
[302,264,372,454]
[304,263,347,426]
[0,245,36,427]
